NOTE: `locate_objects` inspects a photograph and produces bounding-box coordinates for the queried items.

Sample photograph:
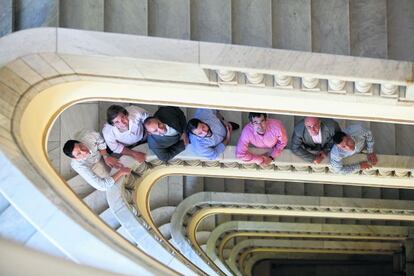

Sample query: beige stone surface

[22,54,59,79]
[5,59,43,85]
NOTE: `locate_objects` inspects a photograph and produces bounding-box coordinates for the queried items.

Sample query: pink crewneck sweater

[236,119,288,165]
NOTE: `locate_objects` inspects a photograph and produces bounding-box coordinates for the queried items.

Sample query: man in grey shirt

[291,117,340,163]
[63,130,131,191]
[330,124,378,174]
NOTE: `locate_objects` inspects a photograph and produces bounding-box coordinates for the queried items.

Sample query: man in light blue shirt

[186,109,238,160]
[330,124,378,174]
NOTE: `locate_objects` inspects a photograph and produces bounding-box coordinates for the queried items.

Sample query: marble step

[190,0,231,43]
[82,190,108,214]
[99,208,120,229]
[0,192,10,213]
[60,0,104,31]
[225,179,248,222]
[311,0,350,55]
[195,231,211,246]
[67,175,95,199]
[231,0,272,47]
[104,0,147,35]
[151,206,176,228]
[203,177,228,226]
[116,226,136,245]
[197,214,216,232]
[24,231,67,258]
[158,223,171,240]
[387,0,414,62]
[272,0,312,51]
[371,122,396,155]
[148,0,190,39]
[204,177,225,192]
[13,0,58,31]
[245,179,266,226]
[149,175,183,211]
[350,0,387,58]
[149,176,168,210]
[183,175,204,198]
[0,0,13,37]
[0,205,36,243]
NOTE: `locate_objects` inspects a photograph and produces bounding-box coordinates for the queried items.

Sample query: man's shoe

[229,121,240,131]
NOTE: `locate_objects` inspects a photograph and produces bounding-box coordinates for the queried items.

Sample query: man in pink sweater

[236,112,288,165]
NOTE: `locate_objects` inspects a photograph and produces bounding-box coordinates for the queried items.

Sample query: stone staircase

[1,0,412,62]
[0,173,135,260]
[0,190,66,258]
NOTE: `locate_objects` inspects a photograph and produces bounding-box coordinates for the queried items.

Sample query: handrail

[203,221,410,270]
[106,164,201,276]
[127,143,414,275]
[234,244,401,276]
[167,191,414,276]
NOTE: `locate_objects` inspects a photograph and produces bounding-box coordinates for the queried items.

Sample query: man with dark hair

[186,109,239,160]
[63,130,131,191]
[236,112,288,165]
[102,105,149,163]
[330,125,377,174]
[291,117,340,163]
[144,106,188,162]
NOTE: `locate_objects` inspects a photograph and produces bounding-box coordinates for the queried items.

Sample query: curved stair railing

[227,239,402,276]
[113,142,414,275]
[205,221,411,272]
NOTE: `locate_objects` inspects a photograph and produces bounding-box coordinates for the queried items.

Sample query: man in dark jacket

[144,106,188,162]
[291,117,340,164]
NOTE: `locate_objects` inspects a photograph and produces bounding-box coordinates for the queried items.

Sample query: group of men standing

[63,105,378,191]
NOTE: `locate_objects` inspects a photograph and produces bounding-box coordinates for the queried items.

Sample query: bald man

[291,117,340,164]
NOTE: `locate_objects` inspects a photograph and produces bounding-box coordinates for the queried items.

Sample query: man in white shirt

[102,105,149,163]
[63,130,131,191]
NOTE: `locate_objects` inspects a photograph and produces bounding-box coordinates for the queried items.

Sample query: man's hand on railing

[359,161,373,170]
[367,153,378,165]
[261,156,273,166]
[313,152,327,164]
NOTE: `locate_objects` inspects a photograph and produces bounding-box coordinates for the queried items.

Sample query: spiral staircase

[0,0,413,275]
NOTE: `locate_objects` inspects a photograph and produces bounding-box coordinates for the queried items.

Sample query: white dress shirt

[310,130,322,144]
[71,130,114,191]
[102,106,149,154]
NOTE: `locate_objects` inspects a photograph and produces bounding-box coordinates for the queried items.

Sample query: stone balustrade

[209,68,409,98]
[105,176,199,276]
[228,239,402,275]
[111,143,414,276]
[129,144,414,189]
[167,191,414,276]
[200,43,413,102]
[205,221,411,274]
